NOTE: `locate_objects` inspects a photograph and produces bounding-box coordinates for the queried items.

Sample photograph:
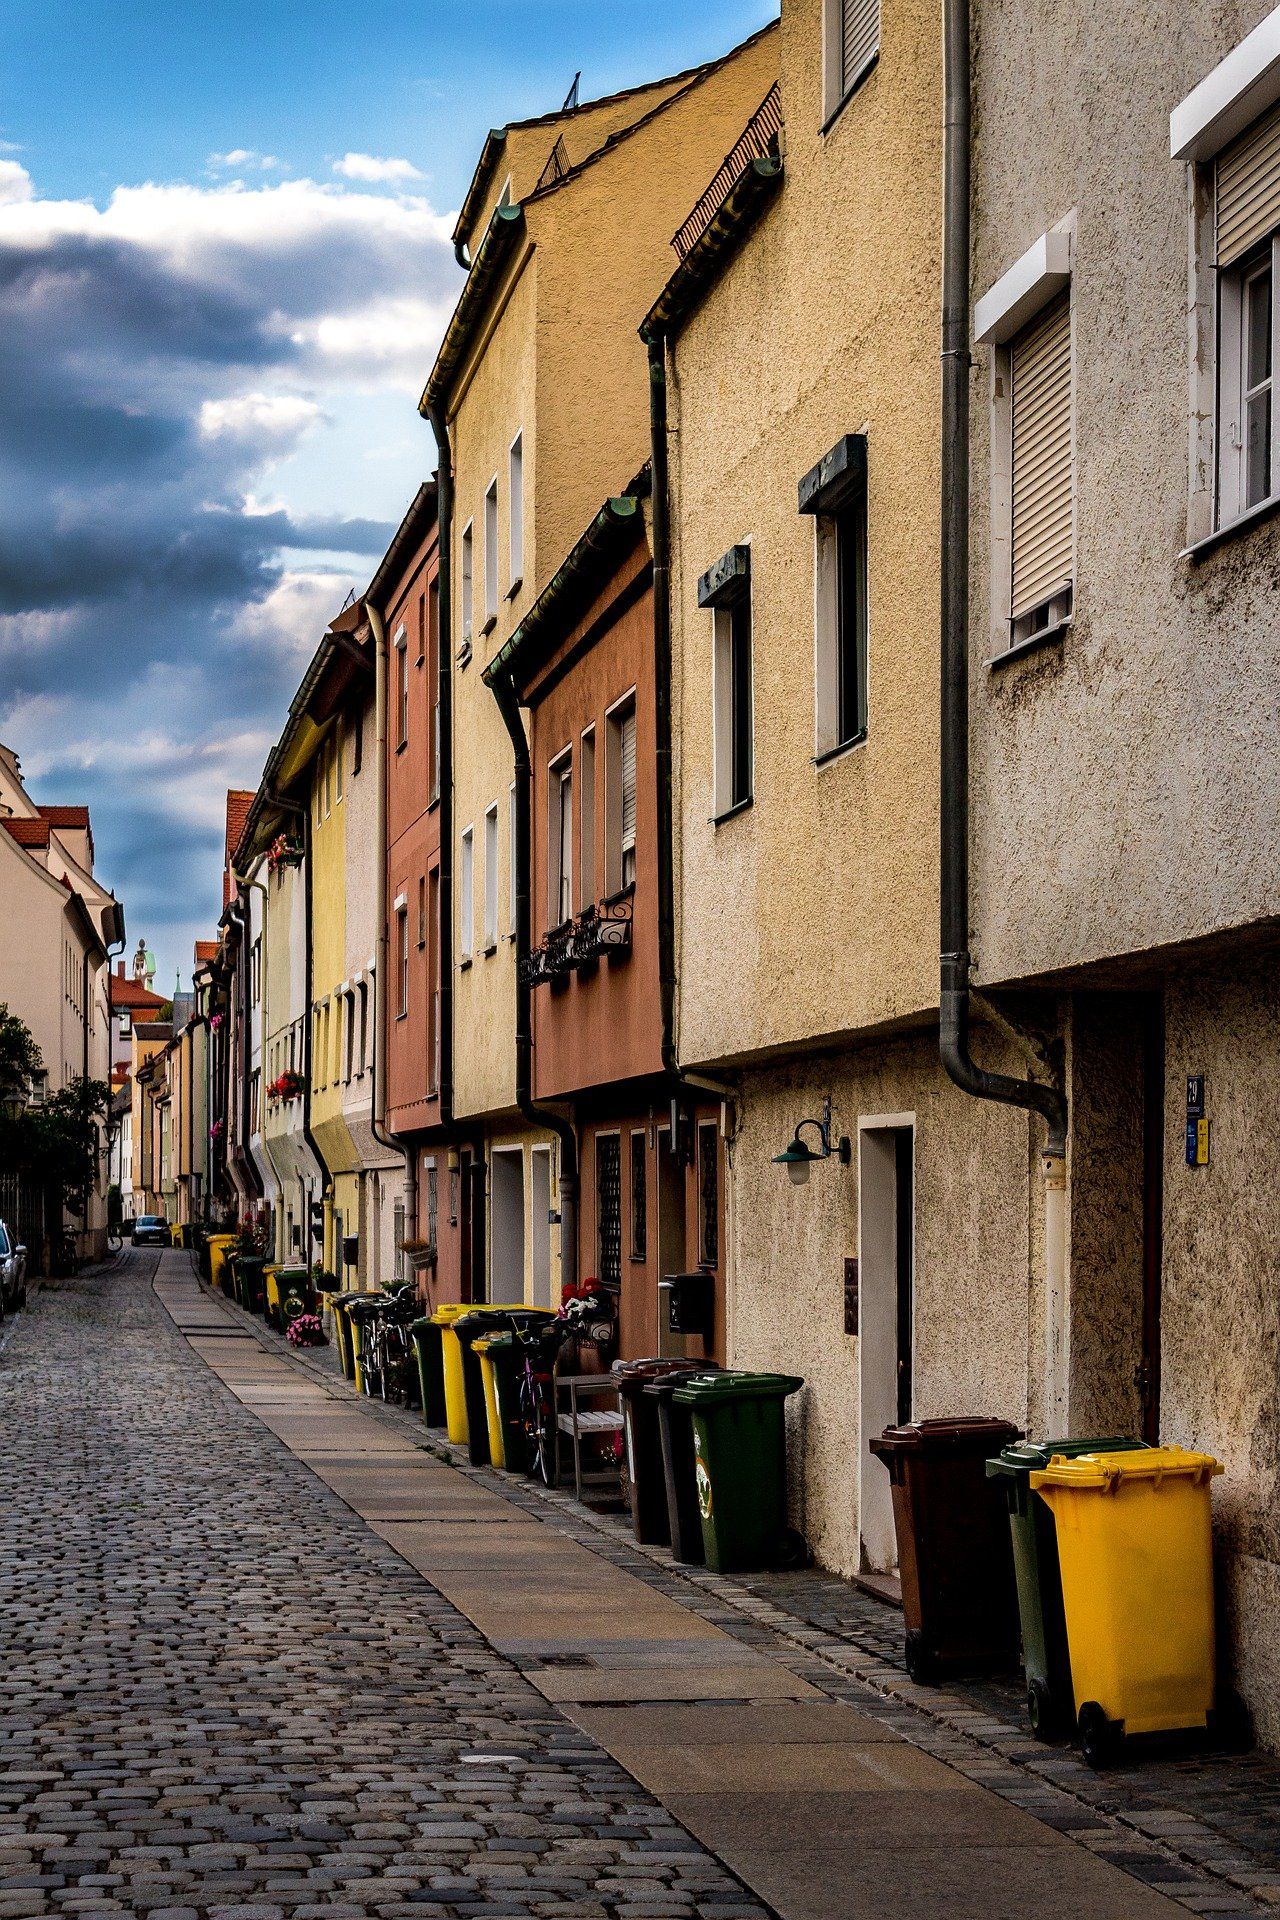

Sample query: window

[416,591,426,664]
[417,874,427,948]
[483,478,498,624]
[596,1133,622,1291]
[460,825,474,958]
[426,1159,438,1247]
[605,696,637,893]
[460,522,474,644]
[508,783,518,935]
[358,980,368,1074]
[427,866,440,1093]
[548,753,572,926]
[483,803,499,950]
[802,435,868,756]
[824,0,880,122]
[698,1121,719,1268]
[345,989,356,1082]
[334,720,343,801]
[508,432,524,586]
[323,738,333,815]
[397,908,409,1017]
[1214,103,1280,525]
[396,627,409,748]
[428,577,441,801]
[629,1130,647,1261]
[579,727,596,906]
[700,544,752,816]
[353,704,364,776]
[1008,292,1073,642]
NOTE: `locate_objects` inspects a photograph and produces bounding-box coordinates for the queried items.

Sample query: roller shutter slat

[1010,293,1073,620]
[840,0,880,96]
[1217,100,1280,267]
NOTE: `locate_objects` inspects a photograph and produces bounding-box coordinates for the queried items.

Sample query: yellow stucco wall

[670,0,941,1067]
[305,721,359,1273]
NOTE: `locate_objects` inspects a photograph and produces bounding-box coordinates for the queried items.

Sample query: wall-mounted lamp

[772,1096,851,1187]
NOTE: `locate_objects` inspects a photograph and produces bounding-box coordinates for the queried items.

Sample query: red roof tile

[3,817,51,849]
[224,789,254,865]
[111,973,168,1012]
[37,805,91,828]
[194,939,219,963]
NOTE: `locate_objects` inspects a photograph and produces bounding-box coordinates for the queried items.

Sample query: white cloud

[333,151,423,183]
[208,149,285,172]
[199,392,325,451]
[231,567,356,662]
[0,159,32,205]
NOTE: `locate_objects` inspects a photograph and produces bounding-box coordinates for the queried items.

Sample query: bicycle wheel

[533,1375,557,1487]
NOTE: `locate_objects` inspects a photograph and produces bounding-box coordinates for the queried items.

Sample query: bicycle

[358,1283,418,1403]
[514,1318,565,1486]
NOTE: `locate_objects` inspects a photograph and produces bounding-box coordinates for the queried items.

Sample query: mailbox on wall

[661,1269,715,1339]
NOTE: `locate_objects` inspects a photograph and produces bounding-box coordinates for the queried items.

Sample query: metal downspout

[645,333,680,1085]
[938,0,1069,1420]
[489,667,578,1291]
[366,600,414,1286]
[426,408,456,1133]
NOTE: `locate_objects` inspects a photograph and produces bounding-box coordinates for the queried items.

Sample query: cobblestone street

[0,1253,1273,1920]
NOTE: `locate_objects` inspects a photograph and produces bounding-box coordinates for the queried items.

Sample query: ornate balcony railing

[671,83,782,261]
[519,890,634,989]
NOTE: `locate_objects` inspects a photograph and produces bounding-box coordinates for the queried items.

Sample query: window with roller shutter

[1214,101,1280,526]
[605,693,638,895]
[1008,292,1074,641]
[824,0,880,123]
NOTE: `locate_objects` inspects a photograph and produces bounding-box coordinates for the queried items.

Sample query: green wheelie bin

[236,1254,266,1315]
[987,1436,1149,1740]
[672,1371,804,1573]
[411,1316,447,1427]
[480,1331,533,1474]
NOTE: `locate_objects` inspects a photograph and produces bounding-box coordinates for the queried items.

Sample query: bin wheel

[1026,1679,1059,1742]
[1207,1689,1254,1754]
[904,1631,938,1686]
[1078,1701,1120,1769]
[769,1526,810,1571]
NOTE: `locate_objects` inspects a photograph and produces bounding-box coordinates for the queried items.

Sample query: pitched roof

[194,939,219,964]
[37,804,90,828]
[2,817,51,849]
[110,973,168,1012]
[225,790,254,866]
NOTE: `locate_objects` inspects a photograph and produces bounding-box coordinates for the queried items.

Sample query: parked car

[131,1215,169,1247]
[0,1219,27,1313]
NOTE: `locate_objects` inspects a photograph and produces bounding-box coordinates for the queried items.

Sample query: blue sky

[0,0,773,995]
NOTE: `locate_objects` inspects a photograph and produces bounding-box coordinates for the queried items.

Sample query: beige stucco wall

[669,0,941,1070]
[725,1029,1036,1574]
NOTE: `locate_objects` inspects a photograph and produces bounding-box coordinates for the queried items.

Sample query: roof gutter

[420,203,526,418]
[640,156,782,344]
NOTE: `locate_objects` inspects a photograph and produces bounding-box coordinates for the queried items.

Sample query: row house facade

[199,0,1280,1746]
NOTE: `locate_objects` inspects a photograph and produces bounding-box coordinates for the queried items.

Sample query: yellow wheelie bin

[434,1303,478,1443]
[264,1265,284,1327]
[1030,1445,1222,1766]
[206,1234,236,1291]
[473,1335,507,1468]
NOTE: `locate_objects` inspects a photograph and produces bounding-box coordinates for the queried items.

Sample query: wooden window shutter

[1010,292,1073,621]
[1217,99,1280,268]
[841,0,880,96]
[619,708,637,854]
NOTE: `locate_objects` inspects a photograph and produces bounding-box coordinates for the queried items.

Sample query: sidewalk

[163,1257,1277,1920]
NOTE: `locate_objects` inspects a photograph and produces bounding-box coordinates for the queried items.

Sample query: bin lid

[430,1304,473,1324]
[408,1316,435,1335]
[870,1415,1022,1457]
[640,1364,718,1400]
[672,1370,802,1405]
[613,1358,702,1390]
[986,1435,1148,1478]
[1030,1444,1222,1492]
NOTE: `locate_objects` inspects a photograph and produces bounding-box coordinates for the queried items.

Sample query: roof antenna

[562,71,580,111]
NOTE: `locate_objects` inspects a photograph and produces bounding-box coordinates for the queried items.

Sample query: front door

[858,1122,915,1573]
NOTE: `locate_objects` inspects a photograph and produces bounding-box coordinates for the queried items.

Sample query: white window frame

[711,589,753,818]
[508,782,518,937]
[459,825,474,960]
[508,431,524,588]
[460,521,474,644]
[822,0,881,127]
[483,477,499,626]
[1217,238,1280,528]
[395,624,409,747]
[579,725,597,908]
[813,498,869,759]
[604,690,637,894]
[548,750,573,929]
[483,802,499,951]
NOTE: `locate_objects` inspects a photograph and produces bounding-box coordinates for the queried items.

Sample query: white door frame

[857,1113,916,1574]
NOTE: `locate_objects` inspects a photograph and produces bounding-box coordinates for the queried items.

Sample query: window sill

[821,50,879,137]
[505,576,523,601]
[459,955,472,971]
[427,792,440,814]
[711,795,753,827]
[458,639,473,669]
[812,731,866,769]
[480,941,497,958]
[1181,490,1280,561]
[395,739,408,755]
[988,619,1070,669]
[480,614,497,638]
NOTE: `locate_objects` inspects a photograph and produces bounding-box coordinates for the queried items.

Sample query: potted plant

[398,1236,437,1274]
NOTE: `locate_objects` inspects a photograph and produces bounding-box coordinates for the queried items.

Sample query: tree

[0,1002,42,1102]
